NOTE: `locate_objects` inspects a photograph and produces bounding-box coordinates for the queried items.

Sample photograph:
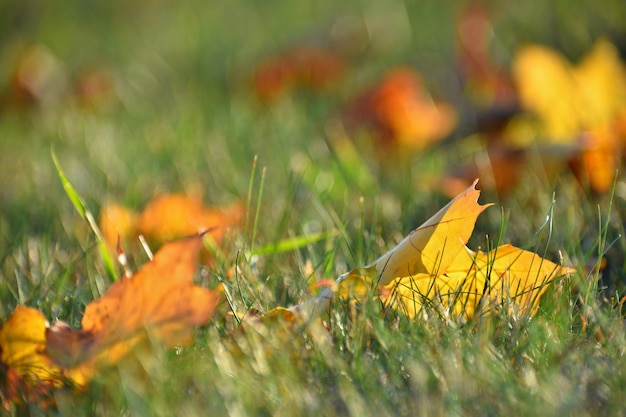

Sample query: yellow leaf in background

[513,45,580,141]
[513,38,626,139]
[575,39,626,129]
[373,180,491,286]
[383,244,574,318]
[509,38,626,193]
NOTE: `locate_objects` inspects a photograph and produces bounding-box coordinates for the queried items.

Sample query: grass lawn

[2,1,626,415]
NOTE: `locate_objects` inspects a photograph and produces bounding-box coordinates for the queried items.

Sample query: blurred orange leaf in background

[99,193,244,255]
[344,67,457,151]
[456,3,516,108]
[253,45,345,101]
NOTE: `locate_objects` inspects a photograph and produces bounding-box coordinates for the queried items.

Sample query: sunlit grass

[2,0,626,416]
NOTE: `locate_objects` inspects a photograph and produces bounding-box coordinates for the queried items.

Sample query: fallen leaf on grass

[512,39,626,192]
[137,194,243,246]
[344,67,458,151]
[99,194,244,256]
[296,181,574,320]
[100,202,138,251]
[253,45,345,101]
[383,244,572,318]
[0,234,221,408]
[373,179,491,285]
[445,38,626,196]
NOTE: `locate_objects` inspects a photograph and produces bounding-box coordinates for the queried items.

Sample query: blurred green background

[1,0,625,248]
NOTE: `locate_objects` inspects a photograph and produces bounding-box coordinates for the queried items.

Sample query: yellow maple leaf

[373,179,492,286]
[575,39,626,129]
[383,244,575,319]
[295,181,573,320]
[513,44,580,141]
[510,38,626,192]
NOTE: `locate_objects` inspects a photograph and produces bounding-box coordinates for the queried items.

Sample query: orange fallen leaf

[99,194,244,255]
[253,45,345,101]
[569,127,620,193]
[47,234,221,374]
[99,202,138,251]
[0,234,221,406]
[137,194,214,243]
[343,67,457,151]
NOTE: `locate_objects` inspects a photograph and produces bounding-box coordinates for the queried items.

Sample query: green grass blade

[250,232,331,256]
[51,149,118,281]
[52,149,88,219]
